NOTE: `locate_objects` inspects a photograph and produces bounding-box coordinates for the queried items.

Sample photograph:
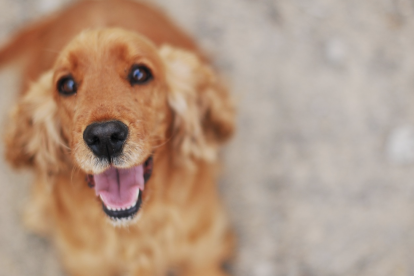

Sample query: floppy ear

[159,45,235,163]
[4,71,67,174]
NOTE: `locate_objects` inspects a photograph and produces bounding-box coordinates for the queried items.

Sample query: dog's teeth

[136,189,140,198]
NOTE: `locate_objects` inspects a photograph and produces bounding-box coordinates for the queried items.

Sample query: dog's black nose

[83,121,128,159]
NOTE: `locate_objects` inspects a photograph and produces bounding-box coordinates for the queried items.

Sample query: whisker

[151,134,173,150]
[70,164,79,187]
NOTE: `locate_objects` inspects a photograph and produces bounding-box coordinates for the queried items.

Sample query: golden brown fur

[1,1,235,275]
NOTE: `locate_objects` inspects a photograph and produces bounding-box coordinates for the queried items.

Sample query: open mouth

[86,156,153,222]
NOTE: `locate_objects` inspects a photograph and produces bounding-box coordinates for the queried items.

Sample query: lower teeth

[111,216,133,221]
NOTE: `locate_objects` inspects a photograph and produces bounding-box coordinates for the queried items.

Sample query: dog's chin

[85,156,153,224]
[107,212,142,227]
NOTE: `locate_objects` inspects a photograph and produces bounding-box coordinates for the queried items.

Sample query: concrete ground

[1,0,414,275]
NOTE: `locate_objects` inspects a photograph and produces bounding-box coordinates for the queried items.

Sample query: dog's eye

[129,65,152,85]
[57,76,77,95]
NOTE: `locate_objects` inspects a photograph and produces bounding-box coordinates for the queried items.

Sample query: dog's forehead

[55,29,161,72]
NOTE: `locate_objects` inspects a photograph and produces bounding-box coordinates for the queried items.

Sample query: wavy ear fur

[4,71,67,174]
[159,45,235,163]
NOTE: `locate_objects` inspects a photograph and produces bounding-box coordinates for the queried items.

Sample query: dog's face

[52,29,169,223]
[5,28,235,225]
[54,30,168,171]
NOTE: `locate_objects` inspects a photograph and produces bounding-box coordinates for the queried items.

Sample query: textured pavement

[2,0,414,275]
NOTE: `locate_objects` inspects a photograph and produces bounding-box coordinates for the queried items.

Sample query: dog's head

[5,28,234,224]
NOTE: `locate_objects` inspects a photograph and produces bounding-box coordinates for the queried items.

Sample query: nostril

[111,132,126,142]
[111,133,119,141]
[88,136,100,145]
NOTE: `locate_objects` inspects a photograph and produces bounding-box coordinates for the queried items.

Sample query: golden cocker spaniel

[0,0,235,275]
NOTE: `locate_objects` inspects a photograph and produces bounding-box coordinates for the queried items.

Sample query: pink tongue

[94,166,144,209]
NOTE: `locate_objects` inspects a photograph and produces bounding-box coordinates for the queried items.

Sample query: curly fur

[0,1,235,275]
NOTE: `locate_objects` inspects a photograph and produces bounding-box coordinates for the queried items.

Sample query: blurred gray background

[1,0,414,275]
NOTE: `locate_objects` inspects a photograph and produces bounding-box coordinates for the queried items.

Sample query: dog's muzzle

[82,120,154,224]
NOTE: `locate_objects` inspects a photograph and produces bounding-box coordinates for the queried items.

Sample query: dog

[0,0,235,275]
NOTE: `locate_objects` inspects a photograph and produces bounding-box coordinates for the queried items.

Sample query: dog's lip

[102,189,142,220]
